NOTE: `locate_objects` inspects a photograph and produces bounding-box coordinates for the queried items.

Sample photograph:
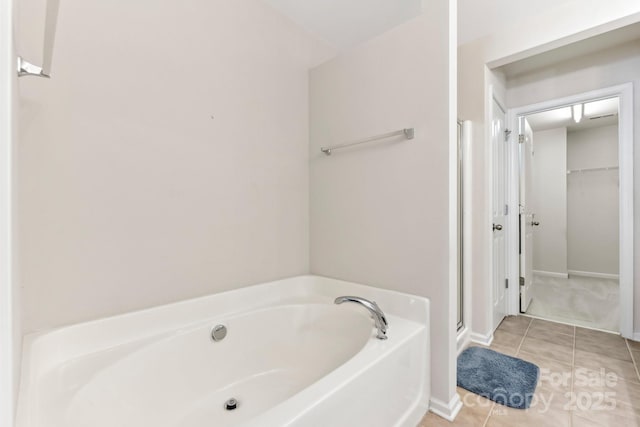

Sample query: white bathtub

[16,275,430,427]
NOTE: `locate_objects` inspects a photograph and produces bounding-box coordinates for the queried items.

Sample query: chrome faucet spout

[334,296,388,339]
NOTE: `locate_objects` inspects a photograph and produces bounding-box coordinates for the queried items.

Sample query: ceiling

[261,0,423,51]
[262,0,636,53]
[527,98,619,132]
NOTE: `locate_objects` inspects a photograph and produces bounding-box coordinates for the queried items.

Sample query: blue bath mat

[457,347,539,409]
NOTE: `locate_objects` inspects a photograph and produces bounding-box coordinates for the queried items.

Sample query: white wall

[532,127,567,276]
[17,0,332,332]
[310,2,457,414]
[567,125,619,275]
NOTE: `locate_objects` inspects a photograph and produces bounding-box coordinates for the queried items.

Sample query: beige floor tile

[417,412,444,426]
[575,328,632,361]
[571,414,607,427]
[488,344,517,357]
[518,351,572,392]
[496,316,531,336]
[491,330,523,352]
[519,336,573,365]
[525,325,574,348]
[418,389,493,427]
[631,350,640,365]
[517,350,572,373]
[627,339,640,351]
[576,327,624,344]
[485,404,571,427]
[576,339,632,362]
[528,318,574,336]
[573,369,640,409]
[533,384,572,413]
[572,402,640,426]
[470,343,517,357]
[574,349,640,382]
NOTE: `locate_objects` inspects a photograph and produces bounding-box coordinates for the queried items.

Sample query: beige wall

[532,128,567,276]
[567,125,619,275]
[310,4,456,409]
[17,0,331,332]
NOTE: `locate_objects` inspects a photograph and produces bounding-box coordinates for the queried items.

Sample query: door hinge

[520,277,525,286]
[504,129,512,141]
[504,204,509,215]
[505,279,509,289]
[518,134,525,144]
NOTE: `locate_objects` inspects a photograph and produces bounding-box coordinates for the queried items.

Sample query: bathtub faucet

[334,296,388,340]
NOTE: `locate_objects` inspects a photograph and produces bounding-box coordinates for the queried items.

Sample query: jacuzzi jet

[224,398,238,411]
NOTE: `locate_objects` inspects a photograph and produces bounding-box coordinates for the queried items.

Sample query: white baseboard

[568,270,619,280]
[631,332,640,343]
[470,330,493,346]
[457,327,470,356]
[533,270,568,279]
[430,393,462,422]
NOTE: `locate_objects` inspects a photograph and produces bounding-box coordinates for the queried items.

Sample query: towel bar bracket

[17,57,50,78]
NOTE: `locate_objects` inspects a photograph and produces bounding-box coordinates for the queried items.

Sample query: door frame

[506,83,634,338]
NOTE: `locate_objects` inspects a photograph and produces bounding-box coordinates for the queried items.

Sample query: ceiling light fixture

[572,103,583,123]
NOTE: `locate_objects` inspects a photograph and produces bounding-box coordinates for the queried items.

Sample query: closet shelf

[567,166,619,174]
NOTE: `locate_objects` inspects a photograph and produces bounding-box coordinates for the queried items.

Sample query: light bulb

[572,104,583,123]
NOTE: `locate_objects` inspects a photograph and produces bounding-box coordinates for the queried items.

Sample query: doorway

[507,84,634,338]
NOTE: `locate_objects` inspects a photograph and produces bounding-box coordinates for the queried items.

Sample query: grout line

[626,339,640,382]
[570,326,576,396]
[572,325,576,366]
[482,402,495,427]
[567,327,576,427]
[521,313,618,336]
[515,317,533,355]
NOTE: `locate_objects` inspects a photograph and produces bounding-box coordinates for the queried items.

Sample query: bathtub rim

[21,274,429,363]
[16,274,430,426]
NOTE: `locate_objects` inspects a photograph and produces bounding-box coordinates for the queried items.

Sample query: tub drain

[224,398,238,411]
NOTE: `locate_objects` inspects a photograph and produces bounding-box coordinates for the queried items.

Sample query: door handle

[531,221,540,226]
[493,224,503,231]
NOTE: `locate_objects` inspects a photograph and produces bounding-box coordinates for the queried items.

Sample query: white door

[519,118,535,312]
[492,99,508,330]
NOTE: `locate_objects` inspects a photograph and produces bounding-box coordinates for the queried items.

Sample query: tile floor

[525,274,619,332]
[419,316,640,427]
